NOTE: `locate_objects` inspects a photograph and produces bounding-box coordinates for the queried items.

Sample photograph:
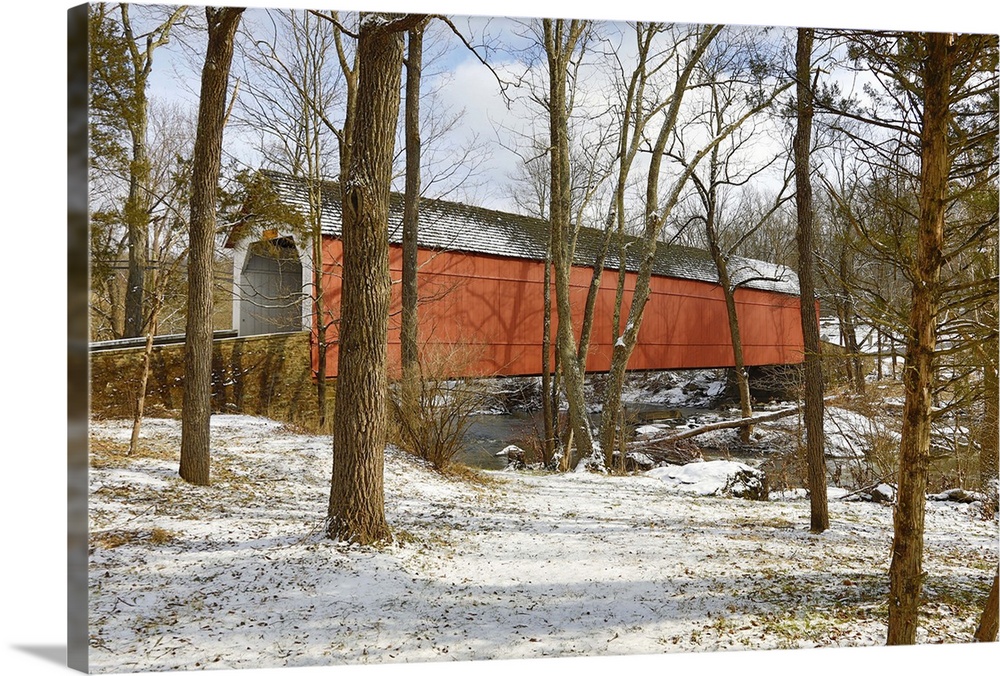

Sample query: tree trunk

[123,102,150,339]
[974,572,999,642]
[980,338,998,494]
[576,208,615,374]
[129,297,160,456]
[793,27,829,534]
[179,6,244,486]
[328,14,424,545]
[718,269,753,441]
[544,19,596,467]
[541,247,556,465]
[401,23,423,405]
[597,25,723,459]
[701,154,753,442]
[311,180,329,428]
[887,32,953,646]
[118,4,185,337]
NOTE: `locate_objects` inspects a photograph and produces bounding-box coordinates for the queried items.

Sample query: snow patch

[647,460,766,499]
[86,415,998,673]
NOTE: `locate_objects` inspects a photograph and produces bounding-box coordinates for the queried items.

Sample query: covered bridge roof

[248,170,800,296]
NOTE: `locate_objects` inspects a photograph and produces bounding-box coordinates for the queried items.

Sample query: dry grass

[149,527,176,545]
[91,527,178,550]
[439,462,504,487]
[89,432,177,469]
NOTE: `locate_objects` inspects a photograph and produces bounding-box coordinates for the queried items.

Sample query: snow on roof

[257,170,801,296]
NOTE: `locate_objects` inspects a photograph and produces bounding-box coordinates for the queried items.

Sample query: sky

[129,0,1000,216]
[0,2,998,676]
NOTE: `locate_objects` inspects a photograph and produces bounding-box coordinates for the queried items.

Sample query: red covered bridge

[228,171,805,379]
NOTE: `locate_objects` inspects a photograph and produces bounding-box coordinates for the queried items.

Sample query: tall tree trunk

[541,246,556,465]
[712,251,754,442]
[328,13,425,545]
[310,180,328,428]
[980,336,998,494]
[123,104,150,338]
[701,146,753,442]
[117,4,185,337]
[974,571,999,642]
[179,6,244,486]
[401,23,423,405]
[794,27,829,533]
[544,18,596,467]
[887,32,953,645]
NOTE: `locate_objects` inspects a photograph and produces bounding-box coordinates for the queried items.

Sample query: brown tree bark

[123,98,150,339]
[328,13,425,545]
[544,18,596,467]
[699,144,754,442]
[541,237,557,465]
[710,238,754,443]
[981,336,999,494]
[887,32,953,646]
[179,6,244,486]
[310,179,329,428]
[793,27,830,534]
[974,571,999,642]
[401,22,424,404]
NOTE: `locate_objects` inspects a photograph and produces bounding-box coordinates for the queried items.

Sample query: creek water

[455,404,728,470]
[455,405,973,497]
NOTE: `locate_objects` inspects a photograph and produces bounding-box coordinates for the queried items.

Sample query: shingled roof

[254,169,799,296]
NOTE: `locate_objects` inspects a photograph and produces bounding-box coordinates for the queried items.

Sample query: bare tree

[400,21,427,406]
[236,9,350,428]
[179,5,244,486]
[681,28,793,443]
[503,20,605,468]
[542,18,604,467]
[597,24,793,458]
[327,12,427,545]
[793,27,830,533]
[129,146,193,454]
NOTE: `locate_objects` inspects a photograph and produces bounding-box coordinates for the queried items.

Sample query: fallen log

[627,439,703,466]
[659,395,840,444]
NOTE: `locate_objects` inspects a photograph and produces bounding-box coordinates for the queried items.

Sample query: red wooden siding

[313,237,805,379]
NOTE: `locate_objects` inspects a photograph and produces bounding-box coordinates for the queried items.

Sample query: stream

[456,404,737,470]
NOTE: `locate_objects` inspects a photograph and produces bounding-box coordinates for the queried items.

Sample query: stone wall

[89,331,333,428]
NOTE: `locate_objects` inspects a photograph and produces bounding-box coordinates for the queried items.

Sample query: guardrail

[88,330,239,352]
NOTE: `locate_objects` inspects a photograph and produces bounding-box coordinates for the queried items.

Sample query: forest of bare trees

[85,3,997,649]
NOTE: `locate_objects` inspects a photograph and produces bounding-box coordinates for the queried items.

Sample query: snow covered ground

[87,415,998,674]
